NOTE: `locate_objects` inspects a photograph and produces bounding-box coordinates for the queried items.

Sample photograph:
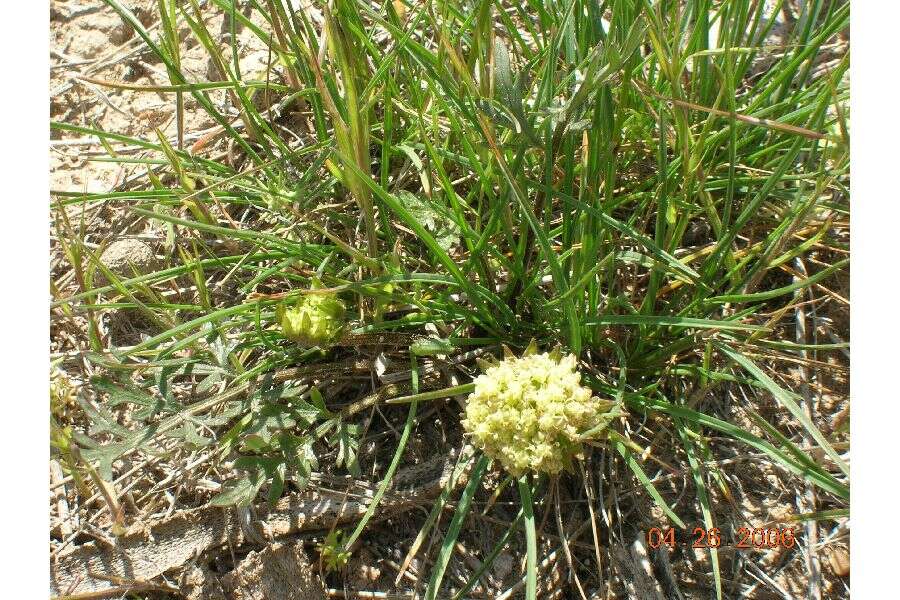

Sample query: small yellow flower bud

[277,291,346,347]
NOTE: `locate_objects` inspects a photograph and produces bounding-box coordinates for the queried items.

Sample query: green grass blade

[517,476,538,600]
[424,453,489,600]
[717,343,850,478]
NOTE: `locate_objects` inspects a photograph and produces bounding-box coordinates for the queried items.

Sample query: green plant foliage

[396,191,461,253]
[319,529,352,573]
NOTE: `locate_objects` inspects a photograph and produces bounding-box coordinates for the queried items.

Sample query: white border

[852,0,899,597]
[0,1,50,595]
[3,0,889,597]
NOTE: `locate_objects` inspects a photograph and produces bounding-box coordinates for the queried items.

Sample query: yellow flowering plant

[276,284,347,347]
[462,342,622,477]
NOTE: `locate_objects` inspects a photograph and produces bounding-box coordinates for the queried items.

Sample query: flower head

[462,344,618,476]
[277,289,346,347]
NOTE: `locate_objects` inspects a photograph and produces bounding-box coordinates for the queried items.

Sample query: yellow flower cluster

[462,347,615,476]
[277,291,346,347]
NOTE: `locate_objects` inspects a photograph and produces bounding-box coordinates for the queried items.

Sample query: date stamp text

[646,527,797,550]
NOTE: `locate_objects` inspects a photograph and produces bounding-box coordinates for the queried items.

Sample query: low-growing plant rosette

[462,343,622,477]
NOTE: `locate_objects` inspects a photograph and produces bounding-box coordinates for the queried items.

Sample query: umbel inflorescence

[462,343,620,477]
[277,287,346,347]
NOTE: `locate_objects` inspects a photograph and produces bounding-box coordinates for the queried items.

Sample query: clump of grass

[51,1,850,598]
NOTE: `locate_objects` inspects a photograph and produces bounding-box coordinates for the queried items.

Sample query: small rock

[826,546,850,578]
[99,239,157,282]
[492,551,514,580]
[109,20,134,45]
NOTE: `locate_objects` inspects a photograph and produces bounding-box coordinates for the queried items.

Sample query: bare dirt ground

[49,2,851,599]
[51,0,275,193]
